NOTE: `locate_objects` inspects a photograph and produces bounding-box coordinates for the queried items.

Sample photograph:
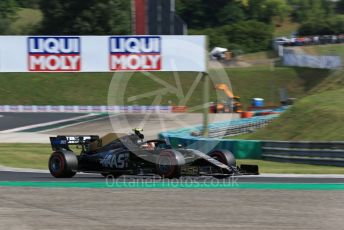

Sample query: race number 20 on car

[109,36,162,71]
[28,37,81,71]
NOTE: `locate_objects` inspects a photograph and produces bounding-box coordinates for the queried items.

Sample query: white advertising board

[0,35,206,72]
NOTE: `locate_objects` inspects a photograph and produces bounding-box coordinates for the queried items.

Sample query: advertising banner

[0,35,206,72]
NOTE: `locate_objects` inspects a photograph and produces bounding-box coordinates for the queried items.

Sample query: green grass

[237,159,344,174]
[233,85,344,141]
[226,67,330,107]
[0,67,331,109]
[0,144,51,169]
[236,51,278,66]
[10,8,43,34]
[1,144,344,173]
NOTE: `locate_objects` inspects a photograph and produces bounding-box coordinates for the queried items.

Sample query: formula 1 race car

[48,129,258,178]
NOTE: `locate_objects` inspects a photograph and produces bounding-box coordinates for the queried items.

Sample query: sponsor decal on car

[28,36,81,71]
[109,36,161,71]
[100,151,130,169]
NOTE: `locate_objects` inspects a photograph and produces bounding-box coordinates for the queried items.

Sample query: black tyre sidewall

[156,150,185,179]
[209,150,236,167]
[49,151,78,178]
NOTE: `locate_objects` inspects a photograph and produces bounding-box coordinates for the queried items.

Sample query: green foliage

[290,0,344,35]
[218,2,246,25]
[290,0,335,23]
[39,0,130,35]
[0,0,18,34]
[190,20,273,53]
[177,0,289,28]
[178,0,289,52]
[14,0,39,8]
[10,8,43,35]
[245,0,290,23]
[299,15,344,35]
[337,0,344,13]
[225,20,274,52]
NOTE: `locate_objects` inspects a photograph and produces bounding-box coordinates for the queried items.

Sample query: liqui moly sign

[28,37,81,71]
[109,36,161,71]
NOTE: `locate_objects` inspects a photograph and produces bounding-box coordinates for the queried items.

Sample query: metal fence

[262,141,344,167]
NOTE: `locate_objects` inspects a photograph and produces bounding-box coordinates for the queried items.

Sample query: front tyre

[209,149,236,167]
[49,151,78,178]
[209,149,236,178]
[156,150,185,179]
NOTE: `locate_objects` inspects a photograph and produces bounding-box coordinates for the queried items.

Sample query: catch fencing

[262,141,344,166]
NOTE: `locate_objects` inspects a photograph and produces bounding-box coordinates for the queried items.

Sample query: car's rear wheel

[156,150,185,179]
[48,151,78,178]
[209,149,236,178]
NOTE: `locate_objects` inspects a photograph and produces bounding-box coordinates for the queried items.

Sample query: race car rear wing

[50,135,99,151]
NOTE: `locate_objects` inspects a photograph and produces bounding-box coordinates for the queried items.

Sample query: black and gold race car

[48,129,258,178]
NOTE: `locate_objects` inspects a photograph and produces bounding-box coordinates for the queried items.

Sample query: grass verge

[232,86,344,141]
[1,144,344,174]
[0,67,331,109]
[0,144,51,169]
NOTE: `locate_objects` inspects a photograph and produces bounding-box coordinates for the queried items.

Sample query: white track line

[0,113,98,134]
[0,165,49,173]
[39,113,120,132]
[243,173,344,178]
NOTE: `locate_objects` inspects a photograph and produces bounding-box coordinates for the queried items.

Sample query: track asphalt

[0,171,344,190]
[0,112,86,131]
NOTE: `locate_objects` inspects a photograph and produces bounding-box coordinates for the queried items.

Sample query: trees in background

[289,0,344,36]
[178,0,286,52]
[1,0,343,52]
[39,0,130,35]
[0,0,17,34]
[337,0,344,13]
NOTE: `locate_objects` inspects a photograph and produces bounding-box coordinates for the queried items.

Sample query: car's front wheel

[209,149,236,178]
[156,150,185,179]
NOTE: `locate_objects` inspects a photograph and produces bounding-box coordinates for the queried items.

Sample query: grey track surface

[0,187,343,230]
[0,112,86,131]
[45,113,238,140]
[1,171,344,183]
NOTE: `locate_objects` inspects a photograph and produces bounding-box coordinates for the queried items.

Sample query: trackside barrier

[262,141,344,166]
[191,115,277,138]
[0,105,188,113]
[158,116,271,159]
[159,133,262,159]
[192,107,286,138]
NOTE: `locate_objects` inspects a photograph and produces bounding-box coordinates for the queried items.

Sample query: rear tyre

[48,151,78,178]
[209,149,236,178]
[156,150,185,179]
